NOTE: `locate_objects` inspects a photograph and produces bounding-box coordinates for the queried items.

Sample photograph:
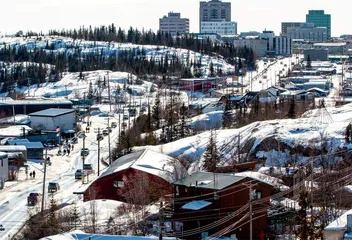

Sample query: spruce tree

[222,97,233,129]
[307,54,312,70]
[203,130,221,172]
[287,98,296,119]
[87,81,94,99]
[152,91,161,129]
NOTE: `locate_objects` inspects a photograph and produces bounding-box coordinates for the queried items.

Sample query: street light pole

[97,128,101,176]
[82,132,86,169]
[41,148,48,213]
[108,117,111,165]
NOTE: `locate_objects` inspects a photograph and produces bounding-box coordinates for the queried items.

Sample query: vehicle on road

[48,182,60,193]
[107,127,112,133]
[0,224,4,231]
[102,129,109,136]
[122,122,127,128]
[97,133,104,141]
[75,169,83,179]
[111,122,117,128]
[83,164,94,174]
[27,193,42,206]
[123,114,129,120]
[128,108,137,117]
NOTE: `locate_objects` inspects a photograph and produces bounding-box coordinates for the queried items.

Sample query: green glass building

[306,10,331,38]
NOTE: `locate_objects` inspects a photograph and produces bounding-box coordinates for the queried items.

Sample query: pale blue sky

[1,0,350,37]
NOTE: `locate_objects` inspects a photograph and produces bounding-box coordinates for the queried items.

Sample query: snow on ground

[0,112,125,238]
[0,36,235,79]
[137,103,352,171]
[325,209,352,231]
[13,70,153,100]
[41,230,176,240]
[190,111,223,131]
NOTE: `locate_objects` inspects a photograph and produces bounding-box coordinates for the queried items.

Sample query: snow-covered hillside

[0,36,235,76]
[137,103,352,171]
[8,70,152,100]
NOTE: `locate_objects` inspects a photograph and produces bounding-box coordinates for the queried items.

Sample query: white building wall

[0,152,9,183]
[201,21,237,35]
[31,112,75,131]
[159,12,189,36]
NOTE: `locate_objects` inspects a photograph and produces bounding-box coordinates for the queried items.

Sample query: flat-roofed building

[159,12,189,36]
[200,21,237,35]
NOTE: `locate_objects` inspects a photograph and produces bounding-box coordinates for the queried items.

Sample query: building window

[113,181,124,188]
[256,191,262,199]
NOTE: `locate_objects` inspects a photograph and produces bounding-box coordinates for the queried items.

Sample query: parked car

[115,109,124,114]
[102,129,109,136]
[107,127,112,133]
[27,193,42,206]
[111,122,117,128]
[123,115,129,120]
[0,224,4,231]
[122,122,127,128]
[75,169,83,179]
[48,182,60,193]
[97,133,104,141]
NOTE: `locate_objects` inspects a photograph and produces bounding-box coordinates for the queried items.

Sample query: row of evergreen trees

[46,23,256,69]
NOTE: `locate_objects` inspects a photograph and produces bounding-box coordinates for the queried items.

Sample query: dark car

[27,193,42,206]
[75,169,83,179]
[48,182,60,193]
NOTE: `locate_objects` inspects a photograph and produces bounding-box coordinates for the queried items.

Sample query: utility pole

[97,128,101,176]
[159,201,164,240]
[41,148,48,213]
[237,133,241,163]
[82,132,86,169]
[107,71,112,113]
[243,181,257,240]
[108,117,112,165]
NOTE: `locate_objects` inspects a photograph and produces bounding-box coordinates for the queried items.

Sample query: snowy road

[0,113,124,239]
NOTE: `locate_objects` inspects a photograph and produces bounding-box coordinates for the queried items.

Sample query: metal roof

[29,108,75,117]
[173,172,247,190]
[99,150,145,179]
[9,141,44,149]
[0,98,72,106]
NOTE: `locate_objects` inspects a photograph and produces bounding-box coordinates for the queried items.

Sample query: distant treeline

[47,23,256,69]
[0,24,256,92]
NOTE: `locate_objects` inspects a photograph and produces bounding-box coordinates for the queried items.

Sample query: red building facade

[81,150,178,203]
[172,172,273,240]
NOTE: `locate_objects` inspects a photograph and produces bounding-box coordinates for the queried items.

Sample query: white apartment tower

[159,12,190,36]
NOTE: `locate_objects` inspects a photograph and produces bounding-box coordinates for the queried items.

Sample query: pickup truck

[27,192,42,206]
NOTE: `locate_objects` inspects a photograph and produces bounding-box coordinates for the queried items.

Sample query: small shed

[29,108,75,131]
[0,145,27,160]
[8,141,44,160]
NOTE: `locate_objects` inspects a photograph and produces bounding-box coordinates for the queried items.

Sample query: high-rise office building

[159,12,189,36]
[199,0,231,31]
[306,10,331,38]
